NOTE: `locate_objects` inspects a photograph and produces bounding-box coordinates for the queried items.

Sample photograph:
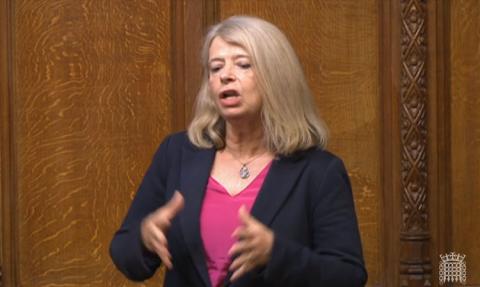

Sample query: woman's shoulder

[300,148,351,198]
[162,130,189,145]
[150,131,188,159]
[297,147,343,165]
[159,131,197,149]
[157,130,209,154]
[300,147,347,175]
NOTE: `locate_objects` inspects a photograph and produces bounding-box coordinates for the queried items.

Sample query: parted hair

[187,15,328,155]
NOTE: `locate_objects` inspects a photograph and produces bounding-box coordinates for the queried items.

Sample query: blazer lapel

[228,154,307,287]
[250,154,307,226]
[179,144,215,287]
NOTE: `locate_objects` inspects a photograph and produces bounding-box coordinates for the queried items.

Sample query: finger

[153,243,173,269]
[153,216,172,230]
[238,206,262,232]
[149,230,172,269]
[238,205,254,226]
[231,226,252,240]
[149,229,170,256]
[151,227,168,247]
[141,219,165,251]
[230,264,249,282]
[147,225,171,256]
[228,240,253,257]
[148,208,173,230]
[161,251,173,269]
[151,239,170,257]
[163,191,185,219]
[229,252,252,271]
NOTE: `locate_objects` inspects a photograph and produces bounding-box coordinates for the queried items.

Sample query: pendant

[239,164,250,179]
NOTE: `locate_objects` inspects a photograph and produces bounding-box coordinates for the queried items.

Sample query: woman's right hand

[140,191,184,269]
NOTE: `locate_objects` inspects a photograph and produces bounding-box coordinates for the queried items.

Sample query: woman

[110,15,367,286]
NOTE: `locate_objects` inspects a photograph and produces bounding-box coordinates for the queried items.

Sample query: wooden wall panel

[0,0,14,284]
[11,0,172,285]
[2,0,477,286]
[218,1,382,285]
[450,0,480,285]
[427,1,451,286]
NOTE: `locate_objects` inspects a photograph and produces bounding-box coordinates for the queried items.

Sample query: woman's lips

[219,90,241,107]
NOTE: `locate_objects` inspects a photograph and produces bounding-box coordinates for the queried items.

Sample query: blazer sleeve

[263,157,368,286]
[109,136,172,281]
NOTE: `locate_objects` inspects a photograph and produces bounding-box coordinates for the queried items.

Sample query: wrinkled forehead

[208,37,250,60]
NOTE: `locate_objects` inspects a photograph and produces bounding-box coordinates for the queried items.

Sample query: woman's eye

[210,66,221,73]
[238,63,251,69]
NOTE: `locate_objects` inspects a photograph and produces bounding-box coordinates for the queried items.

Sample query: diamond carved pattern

[399,0,432,286]
[400,0,428,239]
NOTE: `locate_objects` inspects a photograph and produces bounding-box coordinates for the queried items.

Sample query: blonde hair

[187,15,328,155]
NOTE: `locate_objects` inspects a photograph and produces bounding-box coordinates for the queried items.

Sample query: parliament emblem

[439,252,466,285]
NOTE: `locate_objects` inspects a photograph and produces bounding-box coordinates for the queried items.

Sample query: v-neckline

[209,160,273,197]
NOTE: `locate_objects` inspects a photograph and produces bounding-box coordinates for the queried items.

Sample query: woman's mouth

[220,90,240,99]
[219,90,241,107]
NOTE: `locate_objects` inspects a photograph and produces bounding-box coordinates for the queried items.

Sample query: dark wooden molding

[427,0,451,284]
[171,0,219,131]
[0,0,17,286]
[183,0,219,125]
[204,0,219,28]
[399,0,433,285]
[171,0,187,131]
[380,0,402,285]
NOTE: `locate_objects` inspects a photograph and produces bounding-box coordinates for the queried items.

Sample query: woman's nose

[220,66,236,84]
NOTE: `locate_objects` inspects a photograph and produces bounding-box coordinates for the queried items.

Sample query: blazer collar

[250,154,307,225]
[179,143,308,287]
[179,143,215,287]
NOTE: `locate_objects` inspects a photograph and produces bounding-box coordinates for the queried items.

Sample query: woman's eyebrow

[209,54,250,64]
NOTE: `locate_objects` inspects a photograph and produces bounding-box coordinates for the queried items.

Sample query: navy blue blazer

[110,132,367,286]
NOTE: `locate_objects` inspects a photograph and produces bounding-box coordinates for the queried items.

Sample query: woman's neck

[224,121,267,158]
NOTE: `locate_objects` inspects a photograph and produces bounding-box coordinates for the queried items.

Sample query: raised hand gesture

[228,205,274,281]
[141,191,184,269]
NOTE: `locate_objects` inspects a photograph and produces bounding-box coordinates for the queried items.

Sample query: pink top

[200,162,272,287]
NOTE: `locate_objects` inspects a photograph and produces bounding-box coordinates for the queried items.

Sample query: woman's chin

[221,111,261,125]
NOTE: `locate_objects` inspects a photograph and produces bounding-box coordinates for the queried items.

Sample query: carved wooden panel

[450,0,480,285]
[11,0,172,285]
[398,0,432,286]
[218,1,383,285]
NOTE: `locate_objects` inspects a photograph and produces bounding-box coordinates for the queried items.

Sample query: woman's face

[208,37,262,123]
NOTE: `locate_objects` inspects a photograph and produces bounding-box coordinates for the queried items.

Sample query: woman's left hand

[228,205,274,281]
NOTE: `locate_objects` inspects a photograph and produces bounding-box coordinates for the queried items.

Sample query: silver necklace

[228,150,266,179]
[239,163,251,179]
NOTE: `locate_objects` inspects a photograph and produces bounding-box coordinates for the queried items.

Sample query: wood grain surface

[0,0,15,285]
[450,0,480,284]
[12,0,171,285]
[219,1,382,285]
